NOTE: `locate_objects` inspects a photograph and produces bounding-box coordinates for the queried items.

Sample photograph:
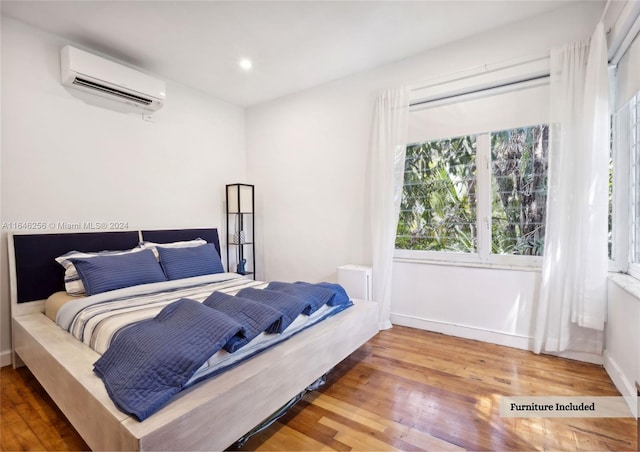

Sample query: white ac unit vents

[60,46,166,112]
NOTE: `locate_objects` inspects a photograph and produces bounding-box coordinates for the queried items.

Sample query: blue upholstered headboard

[10,228,221,304]
[141,228,221,257]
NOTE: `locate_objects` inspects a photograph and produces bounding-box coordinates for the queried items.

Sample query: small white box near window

[337,265,372,301]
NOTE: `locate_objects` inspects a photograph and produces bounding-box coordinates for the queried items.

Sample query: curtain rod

[410,73,549,108]
[600,0,612,25]
[608,1,640,65]
[408,52,549,94]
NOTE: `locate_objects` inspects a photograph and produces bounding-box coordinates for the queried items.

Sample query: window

[608,115,614,260]
[490,126,548,256]
[397,125,549,264]
[397,135,477,253]
[611,90,640,278]
[609,22,640,278]
[398,70,551,266]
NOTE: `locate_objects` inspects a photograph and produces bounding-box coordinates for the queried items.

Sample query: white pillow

[139,238,207,260]
[55,247,144,296]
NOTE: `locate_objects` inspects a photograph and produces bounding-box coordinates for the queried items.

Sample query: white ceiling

[1,1,591,106]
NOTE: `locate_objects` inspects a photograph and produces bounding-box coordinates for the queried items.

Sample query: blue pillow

[69,249,167,296]
[157,243,225,280]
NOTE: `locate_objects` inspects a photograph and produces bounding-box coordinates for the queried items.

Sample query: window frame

[395,127,546,269]
[628,92,640,279]
[609,90,640,280]
[611,101,631,274]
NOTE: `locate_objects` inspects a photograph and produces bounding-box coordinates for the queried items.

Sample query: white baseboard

[550,350,603,365]
[390,313,531,351]
[390,313,604,365]
[1,349,12,368]
[604,350,639,418]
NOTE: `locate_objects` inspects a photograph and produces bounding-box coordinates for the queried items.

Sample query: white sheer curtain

[534,23,609,354]
[370,87,409,330]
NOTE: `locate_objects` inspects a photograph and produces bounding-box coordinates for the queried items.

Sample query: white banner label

[500,396,637,418]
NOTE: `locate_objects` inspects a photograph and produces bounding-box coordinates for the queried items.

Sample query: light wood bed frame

[9,229,379,451]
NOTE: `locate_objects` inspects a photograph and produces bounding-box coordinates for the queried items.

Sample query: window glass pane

[490,125,548,256]
[397,136,477,252]
[631,94,640,263]
[608,114,613,260]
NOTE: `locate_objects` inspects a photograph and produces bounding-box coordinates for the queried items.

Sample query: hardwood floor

[1,326,637,451]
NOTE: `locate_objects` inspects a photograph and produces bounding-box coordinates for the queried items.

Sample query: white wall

[246,3,604,354]
[391,263,540,349]
[605,277,640,416]
[0,17,247,363]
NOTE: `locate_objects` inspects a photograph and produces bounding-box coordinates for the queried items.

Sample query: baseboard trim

[550,350,603,365]
[390,313,603,365]
[390,313,531,351]
[1,349,12,368]
[604,350,639,417]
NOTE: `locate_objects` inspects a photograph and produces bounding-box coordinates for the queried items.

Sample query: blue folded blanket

[315,282,351,306]
[266,281,351,307]
[93,298,244,421]
[236,287,311,333]
[203,291,283,352]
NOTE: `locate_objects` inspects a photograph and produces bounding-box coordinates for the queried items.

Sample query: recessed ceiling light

[239,59,252,70]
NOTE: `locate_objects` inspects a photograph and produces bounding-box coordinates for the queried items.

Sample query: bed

[8,228,379,451]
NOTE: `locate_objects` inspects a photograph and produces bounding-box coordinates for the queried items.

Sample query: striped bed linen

[62,273,266,354]
[56,272,350,386]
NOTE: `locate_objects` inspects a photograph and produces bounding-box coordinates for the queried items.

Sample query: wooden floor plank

[251,423,334,451]
[2,326,637,451]
[310,392,463,451]
[319,416,397,451]
[311,393,388,432]
[1,366,90,451]
[1,402,48,451]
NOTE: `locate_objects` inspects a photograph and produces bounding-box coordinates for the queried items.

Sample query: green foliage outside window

[490,126,548,256]
[397,135,477,252]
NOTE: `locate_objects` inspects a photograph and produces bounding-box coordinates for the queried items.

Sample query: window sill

[608,272,640,301]
[393,256,542,273]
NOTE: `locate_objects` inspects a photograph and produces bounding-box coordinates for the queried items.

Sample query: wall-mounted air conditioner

[60,46,166,112]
